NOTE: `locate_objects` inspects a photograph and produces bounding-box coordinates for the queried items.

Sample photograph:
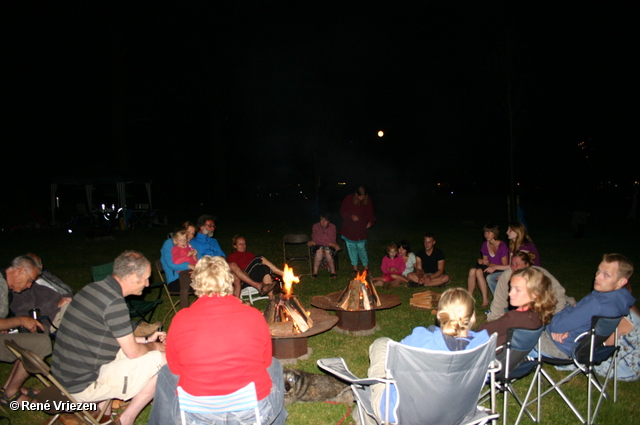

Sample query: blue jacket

[160,238,190,283]
[547,288,636,357]
[190,232,226,259]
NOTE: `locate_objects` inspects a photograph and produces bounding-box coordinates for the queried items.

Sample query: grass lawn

[2,194,638,424]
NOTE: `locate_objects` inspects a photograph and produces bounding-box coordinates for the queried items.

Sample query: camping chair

[282,234,312,275]
[91,262,163,325]
[155,259,181,321]
[4,339,111,425]
[479,327,544,425]
[177,382,261,425]
[535,315,623,424]
[318,333,500,425]
[240,286,269,305]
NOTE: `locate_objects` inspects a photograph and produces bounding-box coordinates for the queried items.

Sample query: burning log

[336,270,381,311]
[264,264,314,335]
[265,294,314,334]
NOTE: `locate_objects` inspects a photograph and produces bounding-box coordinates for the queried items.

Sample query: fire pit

[311,271,401,336]
[264,265,338,364]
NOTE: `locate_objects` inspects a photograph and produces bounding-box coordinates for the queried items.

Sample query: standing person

[149,256,287,425]
[340,186,376,274]
[372,243,406,287]
[407,233,450,287]
[467,224,509,308]
[308,213,341,278]
[1,255,52,406]
[51,251,167,425]
[539,253,635,359]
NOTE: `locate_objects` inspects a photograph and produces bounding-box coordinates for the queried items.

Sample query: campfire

[264,264,314,335]
[336,270,381,311]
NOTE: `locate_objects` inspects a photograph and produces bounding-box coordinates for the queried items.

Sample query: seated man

[487,251,574,322]
[190,214,274,296]
[51,251,166,425]
[1,255,52,405]
[10,253,73,334]
[539,253,635,359]
[407,233,450,287]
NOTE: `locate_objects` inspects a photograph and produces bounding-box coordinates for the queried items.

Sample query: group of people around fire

[1,185,638,425]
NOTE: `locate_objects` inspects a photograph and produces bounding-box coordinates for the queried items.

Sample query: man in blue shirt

[190,215,275,297]
[540,253,635,359]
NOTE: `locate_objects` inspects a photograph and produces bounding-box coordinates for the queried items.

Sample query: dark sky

[4,2,637,220]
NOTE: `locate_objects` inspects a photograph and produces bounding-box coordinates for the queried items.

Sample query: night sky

[4,2,637,222]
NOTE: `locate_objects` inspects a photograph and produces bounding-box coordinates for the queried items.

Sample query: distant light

[450,191,454,195]
[67,229,73,234]
[378,130,384,137]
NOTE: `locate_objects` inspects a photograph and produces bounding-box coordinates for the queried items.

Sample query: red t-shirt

[166,295,272,399]
[226,251,256,270]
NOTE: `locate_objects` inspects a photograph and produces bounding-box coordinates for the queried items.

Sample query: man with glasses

[1,255,52,405]
[190,214,275,298]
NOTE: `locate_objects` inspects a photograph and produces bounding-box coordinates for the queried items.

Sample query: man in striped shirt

[52,251,167,425]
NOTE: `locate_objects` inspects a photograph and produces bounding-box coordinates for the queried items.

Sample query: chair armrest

[318,357,389,386]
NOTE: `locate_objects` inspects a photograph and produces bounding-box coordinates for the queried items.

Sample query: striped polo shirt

[51,276,133,393]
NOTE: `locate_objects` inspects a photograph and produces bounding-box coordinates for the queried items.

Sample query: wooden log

[289,296,314,327]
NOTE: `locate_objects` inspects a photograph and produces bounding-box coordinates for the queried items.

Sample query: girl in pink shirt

[372,243,406,288]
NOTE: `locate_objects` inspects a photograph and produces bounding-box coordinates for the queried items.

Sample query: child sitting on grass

[371,243,406,288]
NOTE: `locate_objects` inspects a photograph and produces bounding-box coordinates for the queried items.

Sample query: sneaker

[133,321,161,338]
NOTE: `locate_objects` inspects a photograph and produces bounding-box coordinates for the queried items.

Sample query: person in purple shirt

[539,253,635,359]
[467,224,509,308]
[484,221,541,295]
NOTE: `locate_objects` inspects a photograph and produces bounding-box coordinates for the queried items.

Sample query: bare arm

[116,331,166,359]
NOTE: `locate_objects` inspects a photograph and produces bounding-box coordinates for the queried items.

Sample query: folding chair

[91,262,163,325]
[4,339,111,425]
[177,382,261,425]
[240,286,269,305]
[536,315,623,424]
[282,234,312,275]
[155,259,181,321]
[479,327,544,425]
[318,333,500,425]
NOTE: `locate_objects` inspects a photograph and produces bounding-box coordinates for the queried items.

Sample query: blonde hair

[352,186,370,206]
[512,267,556,325]
[191,256,234,297]
[172,230,188,245]
[437,288,476,338]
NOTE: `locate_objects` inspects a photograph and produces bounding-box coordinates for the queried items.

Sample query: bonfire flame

[282,264,300,299]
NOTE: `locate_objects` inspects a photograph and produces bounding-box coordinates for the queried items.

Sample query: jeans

[486,271,503,295]
[149,358,288,425]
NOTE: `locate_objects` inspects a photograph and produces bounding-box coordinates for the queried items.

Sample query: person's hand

[485,266,497,273]
[188,264,195,270]
[57,297,73,308]
[551,332,569,343]
[189,249,198,258]
[151,341,166,352]
[19,316,45,333]
[366,222,372,229]
[150,331,167,343]
[351,214,359,221]
[307,241,315,247]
